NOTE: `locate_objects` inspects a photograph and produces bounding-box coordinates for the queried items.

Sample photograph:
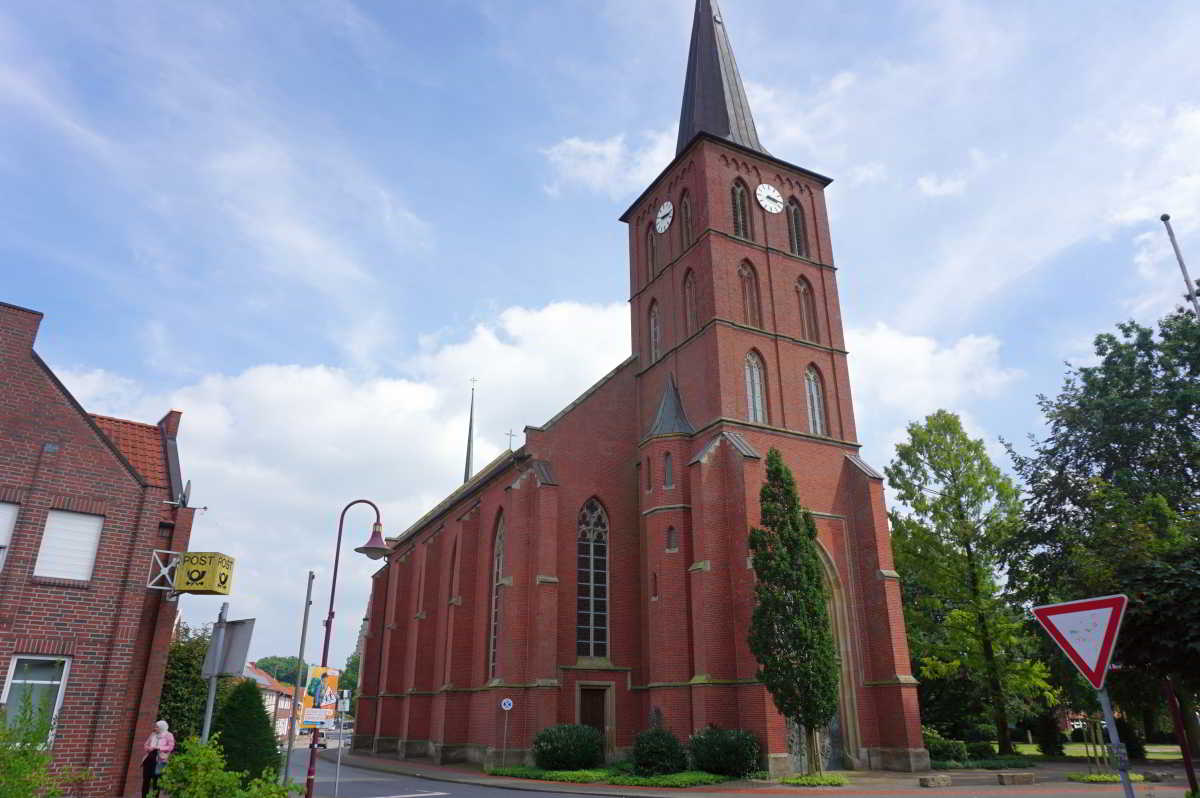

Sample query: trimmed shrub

[1034,712,1064,757]
[1070,727,1086,743]
[1114,717,1146,760]
[966,741,996,760]
[963,723,997,743]
[687,726,760,777]
[926,737,967,762]
[1067,772,1145,783]
[631,727,688,775]
[532,724,604,770]
[212,679,280,786]
[606,771,728,787]
[781,773,849,786]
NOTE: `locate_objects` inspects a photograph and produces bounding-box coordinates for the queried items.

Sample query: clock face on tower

[655,201,674,234]
[756,183,784,214]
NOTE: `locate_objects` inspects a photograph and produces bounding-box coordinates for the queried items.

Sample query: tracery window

[806,366,828,436]
[796,277,819,343]
[787,198,808,257]
[576,499,610,658]
[680,192,694,249]
[683,270,698,336]
[488,515,505,679]
[649,301,662,362]
[731,180,752,239]
[745,351,767,424]
[738,262,762,328]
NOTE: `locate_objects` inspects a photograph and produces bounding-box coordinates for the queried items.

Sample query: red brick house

[0,300,195,797]
[354,0,926,775]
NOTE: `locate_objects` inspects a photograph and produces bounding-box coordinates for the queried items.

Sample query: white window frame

[2,655,72,745]
[745,352,767,424]
[0,502,18,572]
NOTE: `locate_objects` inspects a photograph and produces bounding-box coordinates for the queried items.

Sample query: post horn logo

[187,569,206,583]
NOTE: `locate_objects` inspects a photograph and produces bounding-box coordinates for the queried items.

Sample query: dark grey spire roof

[676,0,767,157]
[648,374,694,437]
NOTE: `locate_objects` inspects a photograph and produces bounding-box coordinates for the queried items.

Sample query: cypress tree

[211,678,279,785]
[748,448,840,774]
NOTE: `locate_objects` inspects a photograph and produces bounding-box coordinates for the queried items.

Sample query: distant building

[243,661,297,737]
[0,301,197,798]
[354,0,926,776]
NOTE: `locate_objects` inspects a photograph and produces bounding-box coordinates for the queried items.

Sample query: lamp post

[304,499,390,798]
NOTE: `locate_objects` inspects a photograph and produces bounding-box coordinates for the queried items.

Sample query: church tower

[624,0,926,773]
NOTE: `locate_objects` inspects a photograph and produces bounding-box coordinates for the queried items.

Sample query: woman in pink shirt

[141,720,175,798]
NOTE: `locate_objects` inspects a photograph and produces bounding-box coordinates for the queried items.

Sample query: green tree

[159,623,236,741]
[747,448,840,775]
[1004,309,1199,603]
[0,694,90,797]
[340,651,360,715]
[255,656,309,687]
[211,679,280,786]
[886,410,1051,755]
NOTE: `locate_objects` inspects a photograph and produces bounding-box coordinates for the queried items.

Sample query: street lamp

[304,499,389,798]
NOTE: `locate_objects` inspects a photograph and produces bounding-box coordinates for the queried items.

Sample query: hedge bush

[1070,727,1086,743]
[1067,772,1145,783]
[1114,717,1146,760]
[963,723,997,743]
[965,741,996,760]
[531,724,604,770]
[687,726,760,777]
[1033,712,1065,757]
[631,727,687,775]
[606,771,728,787]
[926,737,967,762]
[781,773,849,786]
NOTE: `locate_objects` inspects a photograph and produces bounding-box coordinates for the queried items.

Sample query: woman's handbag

[154,754,166,776]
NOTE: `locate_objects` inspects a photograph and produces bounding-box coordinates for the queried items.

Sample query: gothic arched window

[731,180,752,240]
[665,526,678,551]
[577,499,610,658]
[796,277,819,343]
[488,514,505,679]
[683,270,698,336]
[648,301,662,362]
[663,452,673,488]
[806,366,828,436]
[738,261,762,328]
[788,198,808,257]
[646,225,657,281]
[745,351,767,424]
[680,191,694,249]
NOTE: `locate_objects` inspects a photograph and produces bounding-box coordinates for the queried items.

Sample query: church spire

[676,0,767,157]
[464,379,476,483]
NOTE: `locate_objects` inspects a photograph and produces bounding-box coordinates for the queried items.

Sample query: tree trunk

[1181,689,1200,757]
[965,542,1012,755]
[807,726,823,775]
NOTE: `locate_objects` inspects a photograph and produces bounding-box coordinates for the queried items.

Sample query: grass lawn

[1013,743,1183,761]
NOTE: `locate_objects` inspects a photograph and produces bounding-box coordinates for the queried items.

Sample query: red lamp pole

[304,499,389,798]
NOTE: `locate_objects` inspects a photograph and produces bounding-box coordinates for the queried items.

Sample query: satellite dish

[180,480,191,508]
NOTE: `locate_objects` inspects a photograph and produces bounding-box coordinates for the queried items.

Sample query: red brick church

[355,0,926,774]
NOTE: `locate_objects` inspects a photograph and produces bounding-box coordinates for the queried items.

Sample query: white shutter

[33,510,104,581]
[0,502,17,571]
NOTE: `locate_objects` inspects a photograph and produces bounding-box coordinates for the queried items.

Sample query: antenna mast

[1161,214,1200,317]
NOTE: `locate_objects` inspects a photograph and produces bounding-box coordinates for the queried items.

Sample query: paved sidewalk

[317,750,1192,796]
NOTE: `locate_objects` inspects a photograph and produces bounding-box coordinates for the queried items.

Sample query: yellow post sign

[173,552,235,595]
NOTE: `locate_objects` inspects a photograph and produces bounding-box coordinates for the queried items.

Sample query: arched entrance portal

[787,538,862,772]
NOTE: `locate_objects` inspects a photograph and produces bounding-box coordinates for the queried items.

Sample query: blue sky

[4,0,1199,668]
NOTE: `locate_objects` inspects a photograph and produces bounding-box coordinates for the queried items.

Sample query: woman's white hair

[155,720,169,732]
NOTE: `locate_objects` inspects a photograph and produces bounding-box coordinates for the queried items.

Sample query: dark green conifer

[747,448,840,774]
[211,678,279,785]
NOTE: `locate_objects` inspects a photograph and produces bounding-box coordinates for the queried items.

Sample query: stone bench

[996,772,1036,785]
[918,774,952,787]
[1142,771,1175,782]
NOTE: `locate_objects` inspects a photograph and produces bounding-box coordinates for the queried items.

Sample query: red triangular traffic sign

[1032,594,1128,689]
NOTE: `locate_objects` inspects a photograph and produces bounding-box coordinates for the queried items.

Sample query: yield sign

[1032,594,1128,689]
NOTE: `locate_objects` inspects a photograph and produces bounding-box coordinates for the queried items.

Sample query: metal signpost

[334,689,351,797]
[281,571,316,784]
[500,697,514,768]
[200,606,256,741]
[1032,594,1133,798]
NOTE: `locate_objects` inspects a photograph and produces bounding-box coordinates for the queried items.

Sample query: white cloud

[542,127,676,199]
[55,299,630,667]
[915,174,967,197]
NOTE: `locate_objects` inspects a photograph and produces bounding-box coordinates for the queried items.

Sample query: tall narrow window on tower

[738,262,762,328]
[488,514,505,679]
[663,452,673,488]
[787,198,808,257]
[731,180,752,239]
[805,366,828,436]
[745,351,767,424]
[646,225,657,280]
[577,499,610,658]
[796,277,819,343]
[649,301,662,362]
[683,270,698,336]
[679,191,694,249]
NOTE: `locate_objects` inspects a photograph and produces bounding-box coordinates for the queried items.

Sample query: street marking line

[371,793,450,798]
